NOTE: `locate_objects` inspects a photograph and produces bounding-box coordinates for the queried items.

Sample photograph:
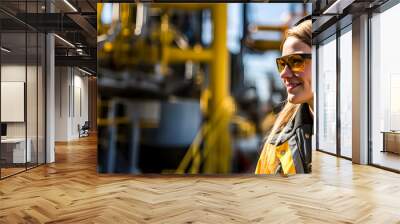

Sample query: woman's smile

[285,79,302,92]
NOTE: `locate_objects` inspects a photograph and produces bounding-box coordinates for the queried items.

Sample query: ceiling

[0,0,97,74]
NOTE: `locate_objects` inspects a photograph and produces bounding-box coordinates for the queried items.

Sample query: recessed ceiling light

[54,34,75,48]
[1,47,11,53]
[322,0,353,15]
[78,67,92,76]
[63,0,78,12]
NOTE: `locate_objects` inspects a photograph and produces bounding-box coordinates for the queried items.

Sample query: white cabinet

[1,138,32,163]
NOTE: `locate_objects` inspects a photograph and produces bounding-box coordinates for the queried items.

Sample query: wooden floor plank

[0,135,400,223]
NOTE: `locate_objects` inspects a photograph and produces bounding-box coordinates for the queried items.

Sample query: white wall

[55,66,69,141]
[1,65,31,138]
[1,65,26,81]
[72,73,89,138]
[1,64,46,164]
[55,67,89,141]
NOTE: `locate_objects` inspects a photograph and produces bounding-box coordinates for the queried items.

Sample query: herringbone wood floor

[1,136,400,224]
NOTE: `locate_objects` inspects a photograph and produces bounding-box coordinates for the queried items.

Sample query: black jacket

[255,103,313,174]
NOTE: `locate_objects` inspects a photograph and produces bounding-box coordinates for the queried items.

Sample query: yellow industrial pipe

[168,3,234,174]
[97,3,103,35]
[252,25,288,32]
[160,13,171,75]
[151,3,216,10]
[164,47,213,63]
[245,39,282,51]
[119,3,134,38]
[160,3,234,174]
[205,4,232,173]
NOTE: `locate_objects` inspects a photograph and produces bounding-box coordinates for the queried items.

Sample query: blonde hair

[266,19,312,144]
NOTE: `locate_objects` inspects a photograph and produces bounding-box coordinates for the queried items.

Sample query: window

[317,35,337,154]
[339,26,352,158]
[370,2,400,171]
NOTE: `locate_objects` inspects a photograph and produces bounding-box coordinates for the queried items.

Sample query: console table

[381,131,400,154]
[1,138,32,164]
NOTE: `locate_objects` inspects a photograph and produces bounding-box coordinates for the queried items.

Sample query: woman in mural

[255,17,313,175]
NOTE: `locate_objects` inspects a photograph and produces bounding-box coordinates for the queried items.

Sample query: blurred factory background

[97,3,311,174]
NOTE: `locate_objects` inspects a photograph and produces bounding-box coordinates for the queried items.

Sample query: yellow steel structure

[151,3,216,10]
[207,4,231,173]
[150,3,233,174]
[245,39,282,51]
[252,25,288,32]
[163,47,213,63]
[159,13,213,75]
[246,24,288,51]
[97,3,234,174]
[97,4,103,35]
[113,3,134,68]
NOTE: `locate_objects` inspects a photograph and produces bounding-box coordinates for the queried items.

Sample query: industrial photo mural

[97,3,313,174]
